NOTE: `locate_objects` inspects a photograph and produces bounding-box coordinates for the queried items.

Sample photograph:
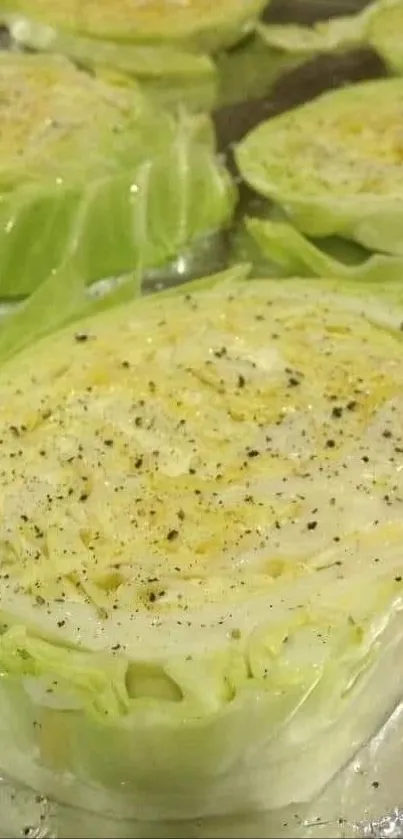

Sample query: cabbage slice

[0,53,234,300]
[236,77,403,255]
[0,271,403,821]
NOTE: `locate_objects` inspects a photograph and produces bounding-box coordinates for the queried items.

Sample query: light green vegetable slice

[2,0,268,56]
[245,216,403,280]
[0,270,403,821]
[236,77,403,255]
[0,52,234,299]
[368,0,403,74]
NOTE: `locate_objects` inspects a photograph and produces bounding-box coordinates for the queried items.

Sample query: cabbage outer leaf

[0,272,402,818]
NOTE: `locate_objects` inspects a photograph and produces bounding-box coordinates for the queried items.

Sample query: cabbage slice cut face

[257,0,403,78]
[1,275,403,820]
[236,78,403,255]
[0,53,233,298]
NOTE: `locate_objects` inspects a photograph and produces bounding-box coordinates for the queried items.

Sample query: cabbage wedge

[0,267,403,825]
[0,53,234,299]
[236,78,403,255]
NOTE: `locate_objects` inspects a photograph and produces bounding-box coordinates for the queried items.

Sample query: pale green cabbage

[5,15,220,112]
[243,216,403,280]
[216,36,302,109]
[0,52,235,300]
[0,267,403,827]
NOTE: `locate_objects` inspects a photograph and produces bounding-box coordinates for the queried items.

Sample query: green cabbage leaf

[0,270,402,823]
[0,53,235,300]
[243,216,403,280]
